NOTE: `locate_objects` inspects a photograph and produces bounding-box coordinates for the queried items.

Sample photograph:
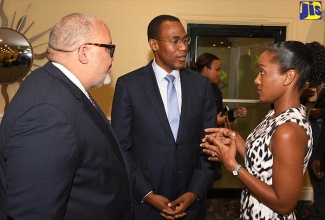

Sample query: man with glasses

[0,13,131,220]
[112,14,216,220]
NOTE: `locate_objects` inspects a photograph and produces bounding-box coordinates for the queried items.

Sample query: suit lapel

[140,63,172,137]
[88,94,110,125]
[44,62,124,162]
[82,95,124,162]
[178,69,192,138]
[140,64,195,142]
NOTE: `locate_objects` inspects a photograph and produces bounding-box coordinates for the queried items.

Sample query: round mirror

[0,28,33,84]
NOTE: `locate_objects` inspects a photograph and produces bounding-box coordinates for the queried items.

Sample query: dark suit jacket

[111,61,216,219]
[311,87,325,170]
[0,62,132,220]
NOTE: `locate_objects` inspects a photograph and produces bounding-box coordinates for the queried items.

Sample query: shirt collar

[152,59,180,82]
[51,62,89,99]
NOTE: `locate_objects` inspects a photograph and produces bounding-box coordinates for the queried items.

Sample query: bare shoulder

[270,122,307,153]
[274,122,307,140]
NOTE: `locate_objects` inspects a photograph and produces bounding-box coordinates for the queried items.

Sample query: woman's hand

[201,130,238,172]
[216,112,227,126]
[202,127,236,145]
[234,106,247,118]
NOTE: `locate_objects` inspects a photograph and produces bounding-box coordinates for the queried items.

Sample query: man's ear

[148,39,158,52]
[78,45,88,64]
[283,70,296,86]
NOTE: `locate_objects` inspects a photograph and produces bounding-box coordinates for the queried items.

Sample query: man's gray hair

[48,13,103,52]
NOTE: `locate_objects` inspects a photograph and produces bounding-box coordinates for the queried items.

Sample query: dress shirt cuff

[141,191,153,203]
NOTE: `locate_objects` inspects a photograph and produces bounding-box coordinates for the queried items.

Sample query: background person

[302,84,325,220]
[201,41,325,219]
[309,119,325,220]
[194,53,247,127]
[0,13,131,220]
[111,14,216,220]
[193,52,247,181]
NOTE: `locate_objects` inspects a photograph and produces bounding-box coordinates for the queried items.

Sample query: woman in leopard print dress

[201,41,325,219]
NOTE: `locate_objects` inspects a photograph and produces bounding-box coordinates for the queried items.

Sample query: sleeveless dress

[240,105,313,220]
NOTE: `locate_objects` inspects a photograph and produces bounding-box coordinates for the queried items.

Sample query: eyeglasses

[83,43,115,58]
[157,37,191,46]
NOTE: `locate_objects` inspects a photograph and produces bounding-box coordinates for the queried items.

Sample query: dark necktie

[88,95,97,110]
[164,74,180,140]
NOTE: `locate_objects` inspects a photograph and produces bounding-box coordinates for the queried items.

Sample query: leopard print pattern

[240,105,313,220]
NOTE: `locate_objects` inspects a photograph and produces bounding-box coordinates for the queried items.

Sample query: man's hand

[160,192,198,219]
[144,193,176,219]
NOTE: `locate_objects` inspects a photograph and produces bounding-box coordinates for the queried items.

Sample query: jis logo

[300,1,322,20]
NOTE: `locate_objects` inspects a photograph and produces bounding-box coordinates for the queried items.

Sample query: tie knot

[165,74,175,83]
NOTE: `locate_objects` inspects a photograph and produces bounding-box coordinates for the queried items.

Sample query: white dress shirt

[152,59,182,114]
[51,62,91,99]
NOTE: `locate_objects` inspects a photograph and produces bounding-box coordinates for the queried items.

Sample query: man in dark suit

[111,15,216,219]
[0,13,131,220]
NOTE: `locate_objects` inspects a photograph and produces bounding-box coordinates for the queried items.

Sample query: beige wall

[1,0,324,116]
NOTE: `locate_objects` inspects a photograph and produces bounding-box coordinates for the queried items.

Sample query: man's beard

[103,73,111,85]
[93,73,111,88]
